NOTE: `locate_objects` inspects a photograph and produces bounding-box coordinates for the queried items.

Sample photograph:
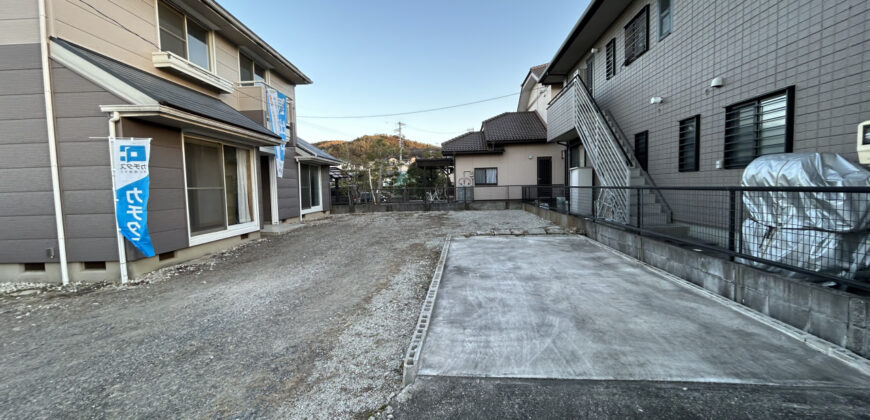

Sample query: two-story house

[541,0,870,222]
[0,0,338,284]
[441,64,566,200]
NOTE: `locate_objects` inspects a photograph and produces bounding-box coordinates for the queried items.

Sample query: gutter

[39,0,70,285]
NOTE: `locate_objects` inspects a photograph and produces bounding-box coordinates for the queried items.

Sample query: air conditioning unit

[859,120,870,165]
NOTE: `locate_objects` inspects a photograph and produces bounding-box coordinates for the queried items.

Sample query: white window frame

[299,164,323,215]
[156,1,213,72]
[181,134,260,247]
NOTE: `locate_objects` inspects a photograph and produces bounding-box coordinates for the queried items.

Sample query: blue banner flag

[266,88,289,177]
[111,138,155,257]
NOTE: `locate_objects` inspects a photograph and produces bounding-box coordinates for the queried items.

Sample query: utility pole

[395,121,406,162]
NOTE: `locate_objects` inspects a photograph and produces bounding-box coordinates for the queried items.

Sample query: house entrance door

[537,156,552,198]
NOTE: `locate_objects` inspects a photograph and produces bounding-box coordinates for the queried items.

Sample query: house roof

[441,131,488,155]
[528,63,548,81]
[540,0,632,84]
[441,112,546,155]
[296,137,342,164]
[53,38,279,139]
[481,112,547,144]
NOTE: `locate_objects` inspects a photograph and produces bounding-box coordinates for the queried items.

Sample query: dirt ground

[0,210,554,419]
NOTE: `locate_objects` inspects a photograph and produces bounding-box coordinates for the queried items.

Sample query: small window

[585,56,594,95]
[658,0,672,40]
[863,125,870,145]
[624,5,649,65]
[605,39,616,80]
[474,168,497,185]
[569,144,581,168]
[679,116,700,172]
[634,131,649,171]
[239,52,267,82]
[158,1,211,70]
[724,88,794,169]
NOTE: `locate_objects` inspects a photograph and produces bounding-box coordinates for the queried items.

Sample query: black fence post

[636,188,643,229]
[727,189,737,261]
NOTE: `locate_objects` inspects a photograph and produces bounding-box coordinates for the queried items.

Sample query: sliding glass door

[184,138,255,237]
[300,164,321,212]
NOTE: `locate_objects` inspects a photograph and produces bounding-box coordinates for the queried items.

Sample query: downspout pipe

[107,112,128,284]
[38,0,70,286]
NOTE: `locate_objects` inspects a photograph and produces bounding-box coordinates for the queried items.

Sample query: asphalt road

[0,211,556,419]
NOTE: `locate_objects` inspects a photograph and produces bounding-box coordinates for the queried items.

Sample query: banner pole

[108,133,129,284]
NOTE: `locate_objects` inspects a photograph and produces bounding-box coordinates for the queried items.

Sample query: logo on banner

[112,138,155,258]
[266,88,289,178]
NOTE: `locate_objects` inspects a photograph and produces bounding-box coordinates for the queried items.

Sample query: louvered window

[624,6,649,65]
[679,116,700,172]
[605,39,616,80]
[724,88,793,169]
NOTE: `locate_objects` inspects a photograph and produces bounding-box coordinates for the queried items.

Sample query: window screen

[679,116,700,172]
[724,88,793,168]
[605,39,616,80]
[624,6,649,65]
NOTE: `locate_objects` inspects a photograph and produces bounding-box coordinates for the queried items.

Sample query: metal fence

[332,185,536,205]
[521,185,870,292]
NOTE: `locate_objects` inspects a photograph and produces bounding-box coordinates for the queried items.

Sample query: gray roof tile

[481,111,547,144]
[297,137,341,163]
[54,38,279,139]
[441,131,487,154]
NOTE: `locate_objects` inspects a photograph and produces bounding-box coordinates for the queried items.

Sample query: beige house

[440,64,567,198]
[0,0,339,284]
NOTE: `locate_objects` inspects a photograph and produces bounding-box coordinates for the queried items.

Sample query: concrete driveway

[393,235,870,418]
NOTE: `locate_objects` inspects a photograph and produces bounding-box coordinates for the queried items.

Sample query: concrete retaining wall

[522,203,870,359]
[332,201,525,214]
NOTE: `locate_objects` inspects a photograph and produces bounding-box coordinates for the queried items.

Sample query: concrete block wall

[523,203,870,358]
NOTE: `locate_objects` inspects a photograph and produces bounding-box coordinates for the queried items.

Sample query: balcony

[152,51,234,94]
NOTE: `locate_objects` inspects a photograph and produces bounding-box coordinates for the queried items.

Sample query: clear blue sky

[219,0,587,146]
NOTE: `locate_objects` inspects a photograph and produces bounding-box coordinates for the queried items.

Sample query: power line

[298,92,520,119]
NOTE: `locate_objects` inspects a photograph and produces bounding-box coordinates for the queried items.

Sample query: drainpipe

[297,158,303,222]
[107,112,128,284]
[38,0,70,286]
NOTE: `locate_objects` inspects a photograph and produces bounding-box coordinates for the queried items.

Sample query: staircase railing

[568,76,631,224]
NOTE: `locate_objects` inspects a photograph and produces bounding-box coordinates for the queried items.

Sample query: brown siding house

[0,0,338,284]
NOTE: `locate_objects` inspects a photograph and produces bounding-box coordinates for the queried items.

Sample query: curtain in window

[486,169,497,184]
[236,149,251,223]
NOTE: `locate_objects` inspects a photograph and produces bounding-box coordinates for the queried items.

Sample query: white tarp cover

[741,153,870,232]
[741,219,870,279]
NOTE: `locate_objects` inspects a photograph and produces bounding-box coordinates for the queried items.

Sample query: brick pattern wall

[565,0,870,187]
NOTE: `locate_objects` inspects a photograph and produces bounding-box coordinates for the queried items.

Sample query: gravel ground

[0,210,554,419]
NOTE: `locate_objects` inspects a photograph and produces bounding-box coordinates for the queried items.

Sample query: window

[473,168,497,185]
[569,144,581,168]
[624,5,649,65]
[605,39,616,80]
[658,0,672,40]
[679,116,700,172]
[158,1,211,70]
[184,139,254,236]
[300,165,321,210]
[239,53,266,82]
[585,56,594,95]
[863,125,870,145]
[724,88,794,168]
[635,131,649,171]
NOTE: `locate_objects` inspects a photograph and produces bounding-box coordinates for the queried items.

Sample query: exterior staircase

[549,76,679,234]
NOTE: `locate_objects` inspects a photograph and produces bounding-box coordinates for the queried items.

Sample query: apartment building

[0,0,337,284]
[541,0,870,220]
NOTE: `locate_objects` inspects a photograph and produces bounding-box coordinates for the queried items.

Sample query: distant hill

[314,135,440,163]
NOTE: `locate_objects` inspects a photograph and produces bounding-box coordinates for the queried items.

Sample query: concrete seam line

[402,234,451,387]
[582,236,870,377]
